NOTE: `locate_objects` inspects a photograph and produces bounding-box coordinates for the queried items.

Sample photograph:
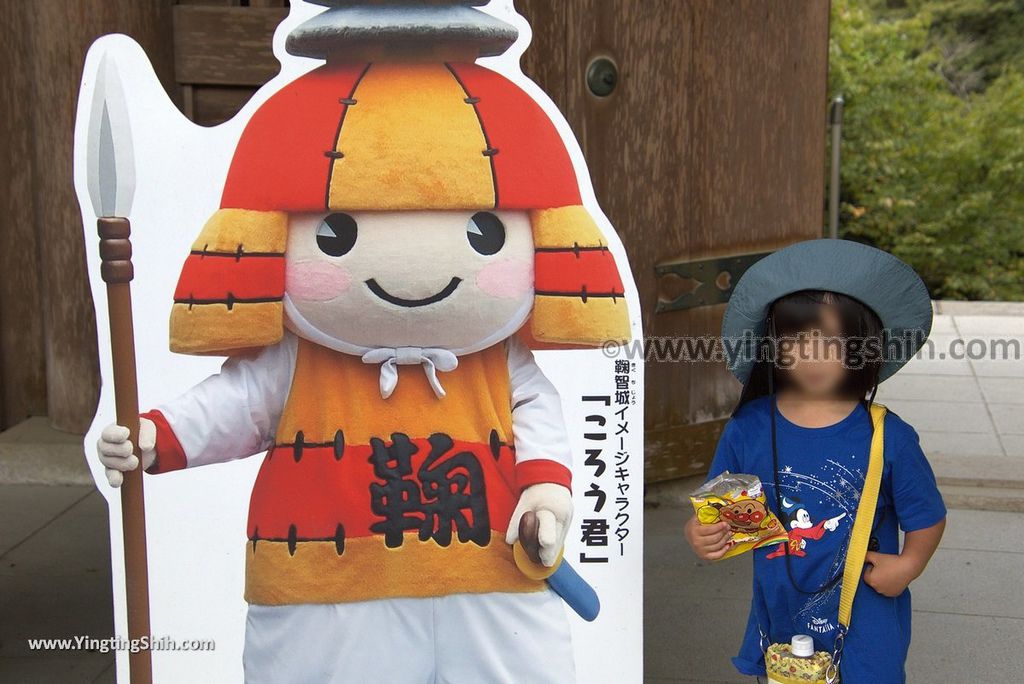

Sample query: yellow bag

[690,472,787,560]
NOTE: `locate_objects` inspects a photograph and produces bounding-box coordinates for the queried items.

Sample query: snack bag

[690,472,787,560]
[765,637,834,683]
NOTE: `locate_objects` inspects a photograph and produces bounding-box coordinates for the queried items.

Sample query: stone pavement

[0,485,114,682]
[876,301,1024,510]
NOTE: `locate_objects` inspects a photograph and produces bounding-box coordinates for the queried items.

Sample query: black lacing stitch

[334,524,345,555]
[488,429,502,461]
[445,62,499,205]
[287,524,298,556]
[333,429,345,461]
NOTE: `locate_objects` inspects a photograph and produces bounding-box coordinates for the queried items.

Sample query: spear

[86,53,153,683]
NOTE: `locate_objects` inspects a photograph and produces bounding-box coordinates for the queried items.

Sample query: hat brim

[722,239,933,385]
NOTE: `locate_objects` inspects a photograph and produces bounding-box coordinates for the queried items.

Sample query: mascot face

[283,210,534,350]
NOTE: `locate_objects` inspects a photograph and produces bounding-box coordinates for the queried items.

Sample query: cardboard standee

[74,2,644,681]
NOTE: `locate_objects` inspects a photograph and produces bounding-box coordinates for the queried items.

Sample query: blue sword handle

[546,560,601,622]
[513,542,601,621]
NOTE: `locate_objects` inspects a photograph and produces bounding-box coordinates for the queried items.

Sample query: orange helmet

[170,16,630,355]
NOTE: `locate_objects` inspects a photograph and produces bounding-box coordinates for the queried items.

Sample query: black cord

[770,394,845,596]
[765,315,879,597]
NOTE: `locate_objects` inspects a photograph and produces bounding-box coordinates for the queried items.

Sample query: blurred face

[776,305,847,398]
[282,210,535,351]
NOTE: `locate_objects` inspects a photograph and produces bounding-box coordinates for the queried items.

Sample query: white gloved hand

[505,482,573,567]
[96,418,157,488]
[824,512,846,532]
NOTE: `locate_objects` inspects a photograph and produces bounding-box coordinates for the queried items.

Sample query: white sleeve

[154,333,298,468]
[506,336,573,471]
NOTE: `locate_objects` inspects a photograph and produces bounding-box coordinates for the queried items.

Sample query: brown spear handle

[98,217,153,683]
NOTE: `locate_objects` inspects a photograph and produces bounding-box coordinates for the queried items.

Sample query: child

[684,240,946,683]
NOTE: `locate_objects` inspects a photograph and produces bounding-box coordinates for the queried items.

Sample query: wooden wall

[0,0,177,432]
[518,0,831,479]
[174,0,288,125]
[0,1,829,483]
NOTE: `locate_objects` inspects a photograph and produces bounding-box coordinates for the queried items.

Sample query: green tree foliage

[831,0,1024,299]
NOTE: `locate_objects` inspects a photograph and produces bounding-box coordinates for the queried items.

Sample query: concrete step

[0,417,91,486]
[939,482,1024,513]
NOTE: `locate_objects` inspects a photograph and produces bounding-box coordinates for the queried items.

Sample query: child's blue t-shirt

[708,396,946,683]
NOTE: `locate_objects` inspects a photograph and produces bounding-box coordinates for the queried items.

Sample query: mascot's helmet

[170,1,631,355]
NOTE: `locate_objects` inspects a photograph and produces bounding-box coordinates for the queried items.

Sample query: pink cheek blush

[285,260,353,302]
[475,259,533,299]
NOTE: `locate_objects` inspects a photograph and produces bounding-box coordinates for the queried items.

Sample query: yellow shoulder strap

[837,403,887,628]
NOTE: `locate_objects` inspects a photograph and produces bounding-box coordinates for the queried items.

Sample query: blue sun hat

[722,239,933,385]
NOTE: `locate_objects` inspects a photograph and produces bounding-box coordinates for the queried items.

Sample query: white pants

[243,590,575,683]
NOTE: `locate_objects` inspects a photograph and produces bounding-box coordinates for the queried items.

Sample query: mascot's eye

[466,212,506,255]
[316,213,358,257]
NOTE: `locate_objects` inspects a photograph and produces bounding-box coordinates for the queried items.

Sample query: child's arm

[862,517,945,597]
[863,419,948,596]
[683,419,743,561]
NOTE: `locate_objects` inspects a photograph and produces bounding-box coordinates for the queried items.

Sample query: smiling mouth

[365,277,462,308]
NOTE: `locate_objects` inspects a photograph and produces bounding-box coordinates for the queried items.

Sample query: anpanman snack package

[690,472,787,560]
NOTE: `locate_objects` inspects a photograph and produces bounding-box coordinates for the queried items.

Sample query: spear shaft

[98,217,152,683]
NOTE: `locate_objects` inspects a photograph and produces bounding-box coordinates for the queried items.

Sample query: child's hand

[684,516,733,561]
[862,551,918,597]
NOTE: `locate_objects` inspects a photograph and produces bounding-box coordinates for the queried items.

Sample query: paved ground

[0,485,114,682]
[0,301,1020,682]
[876,303,1024,498]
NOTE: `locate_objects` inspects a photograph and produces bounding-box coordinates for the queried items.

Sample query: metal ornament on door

[654,252,771,313]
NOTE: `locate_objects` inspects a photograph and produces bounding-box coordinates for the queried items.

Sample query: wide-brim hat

[722,239,932,384]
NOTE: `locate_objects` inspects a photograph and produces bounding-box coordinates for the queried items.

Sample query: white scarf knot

[360,346,459,399]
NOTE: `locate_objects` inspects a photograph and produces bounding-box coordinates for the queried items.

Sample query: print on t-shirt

[764,458,866,637]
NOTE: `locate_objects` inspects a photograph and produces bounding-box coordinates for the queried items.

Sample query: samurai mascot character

[95,2,632,682]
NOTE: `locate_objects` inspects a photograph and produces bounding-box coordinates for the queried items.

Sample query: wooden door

[518,0,831,481]
[0,0,177,432]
